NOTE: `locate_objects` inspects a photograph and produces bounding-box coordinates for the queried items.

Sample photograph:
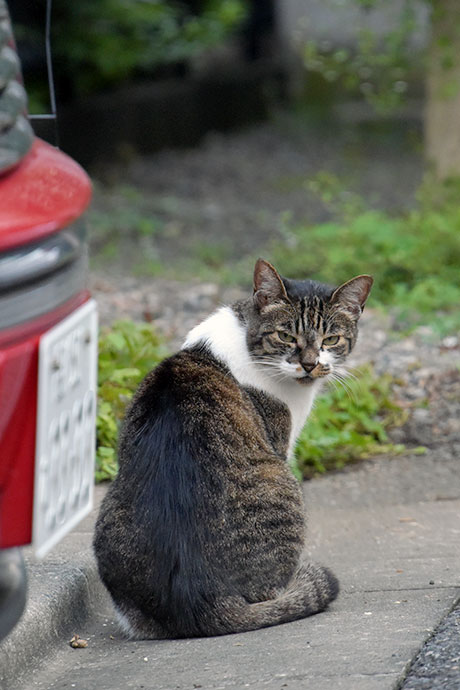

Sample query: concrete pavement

[1,447,459,690]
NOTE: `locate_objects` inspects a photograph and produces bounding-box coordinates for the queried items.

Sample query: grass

[95,323,412,482]
[90,174,460,335]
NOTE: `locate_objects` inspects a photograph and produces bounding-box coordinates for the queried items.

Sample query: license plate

[33,300,98,559]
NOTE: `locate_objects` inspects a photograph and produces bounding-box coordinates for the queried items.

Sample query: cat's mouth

[296,363,331,384]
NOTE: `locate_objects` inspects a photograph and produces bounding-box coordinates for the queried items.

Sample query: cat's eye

[277,331,296,344]
[322,335,340,346]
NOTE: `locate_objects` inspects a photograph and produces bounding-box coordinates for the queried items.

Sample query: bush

[17,0,247,106]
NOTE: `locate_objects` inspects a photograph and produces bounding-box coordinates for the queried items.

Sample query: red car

[0,1,98,639]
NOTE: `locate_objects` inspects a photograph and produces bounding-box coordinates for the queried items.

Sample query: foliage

[95,324,411,483]
[294,365,412,479]
[301,0,431,113]
[56,0,246,94]
[272,173,460,334]
[96,320,169,481]
[18,0,246,104]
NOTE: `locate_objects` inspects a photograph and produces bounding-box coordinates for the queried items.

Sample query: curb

[0,552,105,690]
[0,486,108,690]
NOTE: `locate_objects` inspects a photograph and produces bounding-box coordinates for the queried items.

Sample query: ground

[88,108,424,278]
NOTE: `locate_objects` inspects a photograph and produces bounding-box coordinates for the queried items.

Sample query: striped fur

[94,260,371,639]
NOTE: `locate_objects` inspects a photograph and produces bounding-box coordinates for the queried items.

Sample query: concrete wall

[276,0,430,51]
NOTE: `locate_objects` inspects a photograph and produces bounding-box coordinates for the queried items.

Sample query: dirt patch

[89,109,423,275]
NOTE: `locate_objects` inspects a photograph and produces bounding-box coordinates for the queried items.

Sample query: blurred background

[9,0,460,480]
[9,1,458,297]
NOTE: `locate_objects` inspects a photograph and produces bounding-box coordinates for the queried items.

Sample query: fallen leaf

[69,634,88,649]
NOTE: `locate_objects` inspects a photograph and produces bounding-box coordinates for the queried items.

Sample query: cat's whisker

[264,370,293,383]
[333,364,358,383]
[251,360,294,382]
[337,365,360,381]
[338,369,358,383]
[327,378,342,395]
[251,359,284,368]
[328,373,357,401]
[330,369,352,384]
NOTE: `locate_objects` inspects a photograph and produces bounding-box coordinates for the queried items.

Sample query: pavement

[1,448,459,690]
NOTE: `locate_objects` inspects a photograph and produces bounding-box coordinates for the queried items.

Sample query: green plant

[88,186,165,267]
[16,1,246,106]
[294,365,411,479]
[192,240,233,269]
[54,0,246,96]
[95,322,411,482]
[96,320,169,481]
[272,173,460,334]
[301,0,429,113]
[95,321,413,483]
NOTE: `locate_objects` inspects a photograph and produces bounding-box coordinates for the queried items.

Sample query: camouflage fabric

[0,0,34,175]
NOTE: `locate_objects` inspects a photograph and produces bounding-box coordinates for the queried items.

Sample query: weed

[192,241,233,269]
[271,174,460,335]
[96,321,169,481]
[294,365,411,480]
[96,325,411,482]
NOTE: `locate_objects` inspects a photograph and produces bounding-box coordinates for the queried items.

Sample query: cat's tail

[211,562,339,636]
[117,562,339,639]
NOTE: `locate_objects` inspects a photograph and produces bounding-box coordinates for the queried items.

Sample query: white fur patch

[114,606,136,639]
[183,307,323,458]
[319,349,335,366]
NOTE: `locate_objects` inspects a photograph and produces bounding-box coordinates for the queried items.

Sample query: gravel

[402,604,460,689]
[90,108,424,271]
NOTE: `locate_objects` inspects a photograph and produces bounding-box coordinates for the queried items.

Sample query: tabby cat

[94,259,372,639]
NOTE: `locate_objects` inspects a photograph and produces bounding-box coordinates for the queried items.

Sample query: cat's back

[119,345,289,470]
[94,345,305,634]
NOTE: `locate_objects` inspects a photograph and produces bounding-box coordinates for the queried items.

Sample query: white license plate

[33,299,98,559]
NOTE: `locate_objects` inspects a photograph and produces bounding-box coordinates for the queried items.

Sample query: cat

[94,258,372,639]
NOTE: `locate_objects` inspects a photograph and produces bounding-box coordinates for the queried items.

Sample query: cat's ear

[330,275,373,318]
[253,259,290,310]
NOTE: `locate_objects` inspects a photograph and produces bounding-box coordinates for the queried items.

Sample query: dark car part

[0,548,27,642]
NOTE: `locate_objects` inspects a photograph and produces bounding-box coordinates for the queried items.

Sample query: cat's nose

[302,361,318,373]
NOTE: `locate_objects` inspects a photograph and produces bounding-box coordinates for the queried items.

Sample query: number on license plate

[33,300,98,558]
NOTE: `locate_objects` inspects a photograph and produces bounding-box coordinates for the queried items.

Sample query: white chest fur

[183,306,321,459]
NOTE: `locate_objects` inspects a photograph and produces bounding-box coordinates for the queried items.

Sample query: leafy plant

[300,0,429,113]
[272,173,460,334]
[52,0,247,96]
[294,365,411,479]
[96,320,169,481]
[15,0,247,107]
[95,321,413,483]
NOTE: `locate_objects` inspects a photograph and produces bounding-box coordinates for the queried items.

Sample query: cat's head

[246,259,373,386]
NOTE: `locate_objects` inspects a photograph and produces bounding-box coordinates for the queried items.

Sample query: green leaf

[294,365,408,480]
[95,320,169,482]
